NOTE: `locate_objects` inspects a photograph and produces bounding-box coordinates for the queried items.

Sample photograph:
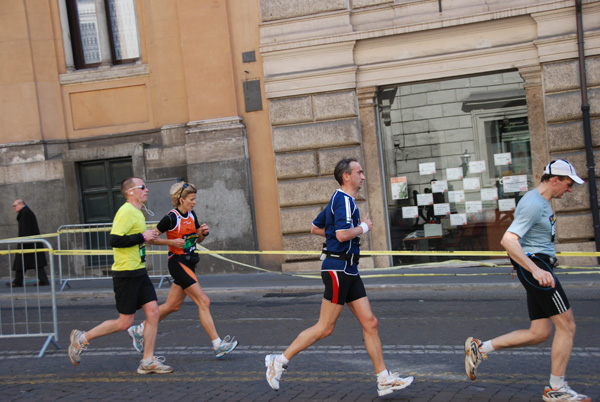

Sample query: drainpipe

[575,0,600,262]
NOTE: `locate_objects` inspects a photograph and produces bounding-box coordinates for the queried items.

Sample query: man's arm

[500,231,555,288]
[311,225,325,237]
[110,233,146,248]
[336,213,372,242]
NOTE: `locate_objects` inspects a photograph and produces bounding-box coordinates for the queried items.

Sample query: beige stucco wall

[0,0,284,273]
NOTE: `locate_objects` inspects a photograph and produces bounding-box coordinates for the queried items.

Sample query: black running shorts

[512,256,570,320]
[321,270,367,306]
[113,275,157,315]
[168,253,199,290]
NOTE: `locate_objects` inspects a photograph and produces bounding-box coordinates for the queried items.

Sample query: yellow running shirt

[111,202,146,272]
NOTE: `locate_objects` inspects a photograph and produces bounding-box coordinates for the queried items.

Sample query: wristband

[360,222,369,234]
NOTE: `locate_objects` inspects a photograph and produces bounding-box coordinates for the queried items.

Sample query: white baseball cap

[543,159,584,184]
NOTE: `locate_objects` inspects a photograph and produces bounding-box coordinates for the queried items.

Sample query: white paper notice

[419,162,436,175]
[417,193,434,206]
[446,167,464,181]
[448,190,465,203]
[391,177,408,200]
[503,175,528,193]
[450,213,467,226]
[431,180,448,193]
[498,198,516,212]
[434,203,451,216]
[463,177,481,191]
[494,152,512,166]
[465,201,483,213]
[402,206,419,219]
[469,160,487,173]
[480,188,499,201]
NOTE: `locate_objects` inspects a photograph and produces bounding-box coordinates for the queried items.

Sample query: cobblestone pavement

[0,274,598,401]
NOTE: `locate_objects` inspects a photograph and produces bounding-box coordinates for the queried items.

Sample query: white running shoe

[377,372,414,396]
[127,324,144,353]
[137,356,174,374]
[543,382,591,402]
[215,335,238,358]
[68,329,88,365]
[464,337,486,380]
[265,354,287,391]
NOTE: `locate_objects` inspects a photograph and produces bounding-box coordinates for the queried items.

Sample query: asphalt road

[0,268,599,401]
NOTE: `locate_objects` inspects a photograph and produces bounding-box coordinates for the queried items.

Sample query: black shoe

[6,282,23,288]
[39,281,50,286]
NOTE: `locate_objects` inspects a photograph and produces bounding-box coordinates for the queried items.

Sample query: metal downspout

[575,0,600,262]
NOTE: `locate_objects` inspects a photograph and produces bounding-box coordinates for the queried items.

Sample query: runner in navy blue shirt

[265,158,413,397]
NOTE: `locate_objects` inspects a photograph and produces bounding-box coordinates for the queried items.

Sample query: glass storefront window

[377,71,532,265]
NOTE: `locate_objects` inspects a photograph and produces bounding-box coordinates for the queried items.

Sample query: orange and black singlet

[156,209,200,256]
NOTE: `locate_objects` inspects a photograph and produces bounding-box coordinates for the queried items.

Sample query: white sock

[212,337,221,350]
[480,340,495,354]
[276,354,289,366]
[550,374,565,389]
[80,333,89,344]
[377,369,390,383]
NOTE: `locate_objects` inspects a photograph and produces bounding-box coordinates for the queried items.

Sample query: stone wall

[270,90,375,271]
[543,56,600,261]
[0,117,257,278]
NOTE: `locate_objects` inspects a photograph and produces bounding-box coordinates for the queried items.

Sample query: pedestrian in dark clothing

[6,199,49,287]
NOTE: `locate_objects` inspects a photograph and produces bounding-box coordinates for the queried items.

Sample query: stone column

[519,65,547,182]
[357,86,390,268]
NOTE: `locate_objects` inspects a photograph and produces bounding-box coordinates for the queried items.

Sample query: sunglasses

[126,185,146,192]
[178,183,189,200]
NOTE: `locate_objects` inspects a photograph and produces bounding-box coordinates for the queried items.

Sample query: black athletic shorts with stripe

[512,255,570,320]
[321,270,367,306]
[168,253,200,290]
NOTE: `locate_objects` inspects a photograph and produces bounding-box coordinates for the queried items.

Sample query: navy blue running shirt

[312,189,362,275]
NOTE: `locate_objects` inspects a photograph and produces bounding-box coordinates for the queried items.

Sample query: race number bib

[139,243,146,263]
[182,234,199,254]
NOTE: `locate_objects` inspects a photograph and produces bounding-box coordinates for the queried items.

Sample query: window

[65,0,140,69]
[378,71,532,264]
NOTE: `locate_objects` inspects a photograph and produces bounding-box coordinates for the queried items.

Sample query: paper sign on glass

[450,213,467,226]
[446,167,464,181]
[481,188,499,201]
[503,175,528,193]
[463,177,481,191]
[448,190,465,203]
[419,162,436,175]
[469,160,487,174]
[417,193,434,206]
[465,201,483,214]
[431,180,448,193]
[498,198,516,212]
[494,152,512,166]
[402,206,419,219]
[391,177,408,200]
[434,203,451,216]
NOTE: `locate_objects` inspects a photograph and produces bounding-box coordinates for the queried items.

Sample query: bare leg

[184,282,219,340]
[283,299,343,360]
[347,297,385,373]
[490,318,552,350]
[140,300,160,361]
[549,309,576,377]
[85,313,135,342]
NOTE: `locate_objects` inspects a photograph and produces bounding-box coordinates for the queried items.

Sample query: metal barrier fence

[56,223,171,291]
[0,238,60,357]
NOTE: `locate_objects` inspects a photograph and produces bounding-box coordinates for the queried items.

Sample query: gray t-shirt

[506,188,556,257]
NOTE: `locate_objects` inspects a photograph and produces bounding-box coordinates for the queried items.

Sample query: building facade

[259,0,600,270]
[0,0,284,274]
[1,0,599,275]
